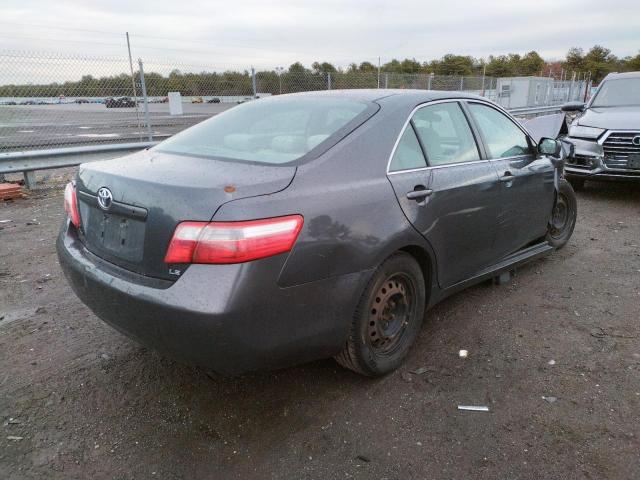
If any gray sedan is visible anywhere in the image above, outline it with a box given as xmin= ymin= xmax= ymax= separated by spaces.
xmin=57 ymin=90 xmax=576 ymax=376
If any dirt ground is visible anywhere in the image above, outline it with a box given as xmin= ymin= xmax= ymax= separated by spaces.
xmin=1 ymin=171 xmax=639 ymax=480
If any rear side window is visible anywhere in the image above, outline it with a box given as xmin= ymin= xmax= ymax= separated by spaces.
xmin=468 ymin=103 xmax=532 ymax=158
xmin=389 ymin=126 xmax=427 ymax=172
xmin=412 ymin=102 xmax=480 ymax=166
xmin=156 ymin=97 xmax=369 ymax=164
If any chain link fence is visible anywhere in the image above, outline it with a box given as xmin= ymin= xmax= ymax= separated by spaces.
xmin=0 ymin=51 xmax=590 ymax=153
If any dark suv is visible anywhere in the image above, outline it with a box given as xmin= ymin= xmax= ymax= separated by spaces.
xmin=563 ymin=71 xmax=640 ymax=189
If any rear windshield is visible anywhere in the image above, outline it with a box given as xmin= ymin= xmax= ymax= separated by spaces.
xmin=591 ymin=78 xmax=640 ymax=107
xmin=155 ymin=97 xmax=370 ymax=164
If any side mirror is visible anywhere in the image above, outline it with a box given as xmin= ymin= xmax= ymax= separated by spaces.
xmin=561 ymin=101 xmax=585 ymax=112
xmin=538 ymin=137 xmax=573 ymax=167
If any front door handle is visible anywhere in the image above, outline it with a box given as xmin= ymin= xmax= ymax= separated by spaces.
xmin=499 ymin=172 xmax=515 ymax=183
xmin=406 ymin=188 xmax=433 ymax=200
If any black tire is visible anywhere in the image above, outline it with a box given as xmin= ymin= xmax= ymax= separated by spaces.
xmin=567 ymin=176 xmax=585 ymax=191
xmin=335 ymin=252 xmax=426 ymax=376
xmin=546 ymin=179 xmax=577 ymax=249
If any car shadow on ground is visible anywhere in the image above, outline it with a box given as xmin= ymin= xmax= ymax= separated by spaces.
xmin=578 ymin=180 xmax=640 ymax=202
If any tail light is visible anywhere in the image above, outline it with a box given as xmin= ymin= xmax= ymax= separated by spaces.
xmin=64 ymin=182 xmax=81 ymax=228
xmin=164 ymin=215 xmax=304 ymax=264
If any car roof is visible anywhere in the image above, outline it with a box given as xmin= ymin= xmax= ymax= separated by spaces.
xmin=603 ymin=71 xmax=640 ymax=81
xmin=277 ymin=89 xmax=486 ymax=105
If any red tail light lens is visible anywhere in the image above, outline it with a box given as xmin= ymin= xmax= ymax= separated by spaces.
xmin=64 ymin=182 xmax=81 ymax=228
xmin=164 ymin=215 xmax=304 ymax=264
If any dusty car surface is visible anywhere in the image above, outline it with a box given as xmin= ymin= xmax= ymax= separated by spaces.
xmin=57 ymin=90 xmax=576 ymax=376
xmin=563 ymin=71 xmax=640 ymax=188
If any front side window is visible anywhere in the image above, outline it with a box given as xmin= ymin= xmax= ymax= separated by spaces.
xmin=389 ymin=126 xmax=427 ymax=172
xmin=156 ymin=97 xmax=370 ymax=164
xmin=591 ymin=78 xmax=640 ymax=107
xmin=468 ymin=103 xmax=532 ymax=158
xmin=411 ymin=102 xmax=480 ymax=166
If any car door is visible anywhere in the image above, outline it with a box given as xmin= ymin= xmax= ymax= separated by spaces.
xmin=465 ymin=101 xmax=555 ymax=258
xmin=387 ymin=100 xmax=502 ymax=288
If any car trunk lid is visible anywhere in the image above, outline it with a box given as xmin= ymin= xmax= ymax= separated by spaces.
xmin=74 ymin=149 xmax=296 ymax=280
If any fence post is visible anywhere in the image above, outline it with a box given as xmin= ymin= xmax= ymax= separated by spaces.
xmin=327 ymin=72 xmax=331 ymax=90
xmin=126 ymin=32 xmax=142 ymax=140
xmin=385 ymin=73 xmax=389 ymax=89
xmin=459 ymin=76 xmax=464 ymax=91
xmin=508 ymin=78 xmax=513 ymax=109
xmin=137 ymin=59 xmax=153 ymax=142
xmin=251 ymin=67 xmax=257 ymax=98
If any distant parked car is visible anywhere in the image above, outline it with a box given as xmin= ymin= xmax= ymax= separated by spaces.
xmin=563 ymin=71 xmax=640 ymax=188
xmin=192 ymin=97 xmax=203 ymax=104
xmin=105 ymin=97 xmax=136 ymax=108
xmin=207 ymin=97 xmax=221 ymax=103
xmin=74 ymin=98 xmax=90 ymax=104
xmin=58 ymin=91 xmax=576 ymax=376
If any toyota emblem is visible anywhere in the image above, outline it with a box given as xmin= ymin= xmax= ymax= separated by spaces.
xmin=632 ymin=135 xmax=640 ymax=146
xmin=97 ymin=187 xmax=113 ymax=210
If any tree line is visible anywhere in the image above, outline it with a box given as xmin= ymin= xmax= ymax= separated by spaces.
xmin=1 ymin=45 xmax=638 ymax=98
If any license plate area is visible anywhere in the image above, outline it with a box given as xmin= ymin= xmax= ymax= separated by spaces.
xmin=628 ymin=153 xmax=640 ymax=169
xmin=83 ymin=208 xmax=146 ymax=262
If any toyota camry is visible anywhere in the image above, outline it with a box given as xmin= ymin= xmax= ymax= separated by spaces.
xmin=57 ymin=90 xmax=577 ymax=376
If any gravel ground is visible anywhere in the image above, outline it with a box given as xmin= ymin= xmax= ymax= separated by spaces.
xmin=1 ymin=173 xmax=639 ymax=479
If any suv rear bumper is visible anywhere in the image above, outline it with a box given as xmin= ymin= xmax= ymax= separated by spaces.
xmin=57 ymin=222 xmax=369 ymax=375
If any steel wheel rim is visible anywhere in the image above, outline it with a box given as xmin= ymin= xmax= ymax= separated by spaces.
xmin=367 ymin=273 xmax=415 ymax=354
xmin=550 ymin=193 xmax=570 ymax=238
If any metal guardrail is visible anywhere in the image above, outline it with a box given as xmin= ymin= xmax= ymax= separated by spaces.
xmin=508 ymin=105 xmax=564 ymax=117
xmin=0 ymin=142 xmax=158 ymax=187
xmin=0 ymin=104 xmax=564 ymax=188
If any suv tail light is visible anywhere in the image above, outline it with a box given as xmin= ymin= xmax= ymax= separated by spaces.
xmin=64 ymin=182 xmax=81 ymax=228
xmin=164 ymin=215 xmax=304 ymax=264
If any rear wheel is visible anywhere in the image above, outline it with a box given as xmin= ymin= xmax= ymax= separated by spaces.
xmin=335 ymin=252 xmax=426 ymax=376
xmin=546 ymin=179 xmax=577 ymax=249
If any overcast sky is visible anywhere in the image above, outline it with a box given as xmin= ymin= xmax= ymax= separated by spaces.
xmin=1 ymin=0 xmax=639 ymax=73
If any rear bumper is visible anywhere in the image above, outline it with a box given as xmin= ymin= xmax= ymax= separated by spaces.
xmin=57 ymin=222 xmax=369 ymax=375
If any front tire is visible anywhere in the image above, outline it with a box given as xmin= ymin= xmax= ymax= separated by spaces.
xmin=546 ymin=179 xmax=577 ymax=249
xmin=335 ymin=252 xmax=426 ymax=376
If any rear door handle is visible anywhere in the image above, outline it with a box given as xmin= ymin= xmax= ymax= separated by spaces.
xmin=406 ymin=188 xmax=433 ymax=200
